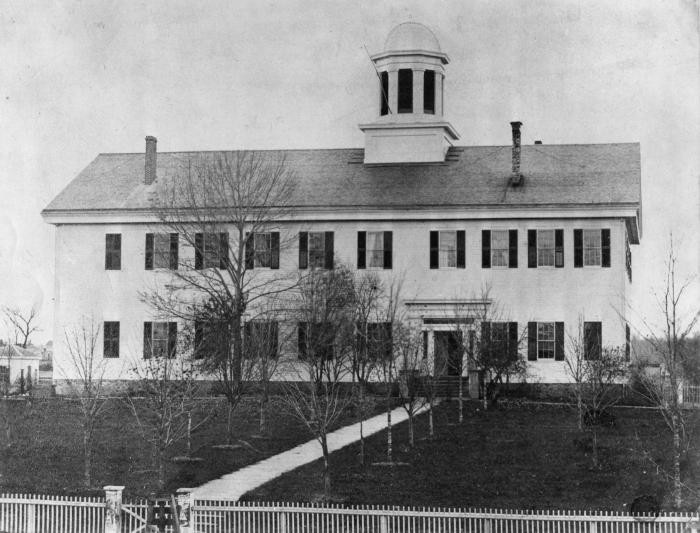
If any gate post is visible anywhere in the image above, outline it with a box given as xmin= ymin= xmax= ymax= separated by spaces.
xmin=104 ymin=485 xmax=125 ymax=533
xmin=176 ymin=488 xmax=193 ymax=533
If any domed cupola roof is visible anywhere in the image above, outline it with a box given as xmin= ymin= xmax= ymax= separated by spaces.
xmin=384 ymin=22 xmax=442 ymax=54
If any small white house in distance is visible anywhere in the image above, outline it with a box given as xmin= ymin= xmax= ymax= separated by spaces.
xmin=0 ymin=345 xmax=42 ymax=391
xmin=41 ymin=22 xmax=641 ymax=394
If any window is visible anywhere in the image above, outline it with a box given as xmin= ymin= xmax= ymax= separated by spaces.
xmin=574 ymin=229 xmax=610 ymax=268
xmin=194 ymin=320 xmax=228 ymax=360
xmin=397 ymin=69 xmax=413 ymax=113
xmin=357 ymin=231 xmax=392 ymax=269
xmin=103 ymin=321 xmax=120 ymax=358
xmin=298 ymin=322 xmax=334 ymax=360
xmin=245 ymin=232 xmax=280 ymax=269
xmin=584 ymin=321 xmax=602 ymax=360
xmin=537 ymin=230 xmax=555 ymax=267
xmin=481 ymin=321 xmax=518 ymax=361
xmin=429 ymin=230 xmax=465 ymax=269
xmin=380 ymin=71 xmax=389 ymax=116
xmin=366 ymin=322 xmax=392 ymax=360
xmin=145 ymin=233 xmax=178 ymax=270
xmin=424 ymin=70 xmax=435 ymax=114
xmin=299 ymin=232 xmax=334 ymax=269
xmin=143 ymin=322 xmax=177 ymax=359
xmin=195 ymin=233 xmax=228 ymax=269
xmin=482 ymin=230 xmax=517 ymax=268
xmin=529 ymin=229 xmax=564 ymax=268
xmin=244 ymin=321 xmax=279 ymax=359
xmin=105 ymin=234 xmax=121 ymax=270
xmin=0 ymin=366 xmax=9 ymax=385
xmin=527 ymin=322 xmax=564 ymax=360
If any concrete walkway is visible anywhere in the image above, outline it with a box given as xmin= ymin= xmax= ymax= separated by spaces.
xmin=193 ymin=403 xmax=429 ymax=500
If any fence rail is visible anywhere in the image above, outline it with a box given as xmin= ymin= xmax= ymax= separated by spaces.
xmin=0 ymin=493 xmax=104 ymax=533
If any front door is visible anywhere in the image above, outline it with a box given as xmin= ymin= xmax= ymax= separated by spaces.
xmin=434 ymin=331 xmax=463 ymax=376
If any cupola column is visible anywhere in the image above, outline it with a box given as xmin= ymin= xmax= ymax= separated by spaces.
xmin=412 ymin=68 xmax=424 ymax=115
xmin=435 ymin=73 xmax=444 ymax=117
xmin=388 ymin=69 xmax=399 ymax=116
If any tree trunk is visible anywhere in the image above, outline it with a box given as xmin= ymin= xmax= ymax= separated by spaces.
xmin=429 ymin=401 xmax=435 ymax=438
xmin=577 ymin=394 xmax=584 ymax=431
xmin=321 ymin=434 xmax=331 ymax=501
xmin=458 ymin=375 xmax=464 ymax=423
xmin=259 ymin=396 xmax=267 ymax=436
xmin=672 ymin=412 xmax=682 ymax=508
xmin=186 ymin=411 xmax=192 ymax=456
xmin=408 ymin=412 xmax=414 ymax=447
xmin=386 ymin=400 xmax=392 ymax=463
xmin=157 ymin=448 xmax=166 ymax=490
xmin=226 ymin=402 xmax=233 ymax=445
xmin=83 ymin=431 xmax=91 ymax=488
xmin=591 ymin=428 xmax=599 ymax=469
xmin=358 ymin=385 xmax=365 ymax=465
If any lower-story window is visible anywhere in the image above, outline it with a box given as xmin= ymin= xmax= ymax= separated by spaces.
xmin=103 ymin=321 xmax=120 ymax=358
xmin=144 ymin=321 xmax=177 ymax=359
xmin=527 ymin=322 xmax=564 ymax=361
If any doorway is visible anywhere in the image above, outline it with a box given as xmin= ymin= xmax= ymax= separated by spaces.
xmin=433 ymin=331 xmax=463 ymax=376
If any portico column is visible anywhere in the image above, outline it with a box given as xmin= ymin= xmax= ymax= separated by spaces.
xmin=435 ymin=72 xmax=444 ymax=117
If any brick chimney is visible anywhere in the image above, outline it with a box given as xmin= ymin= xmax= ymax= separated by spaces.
xmin=145 ymin=136 xmax=157 ymax=185
xmin=510 ymin=121 xmax=522 ymax=185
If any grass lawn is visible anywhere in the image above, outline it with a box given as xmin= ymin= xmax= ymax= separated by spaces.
xmin=0 ymin=395 xmax=368 ymax=498
xmin=243 ymin=400 xmax=700 ymax=511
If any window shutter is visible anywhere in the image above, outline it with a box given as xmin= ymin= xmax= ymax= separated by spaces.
xmin=270 ymin=232 xmax=280 ymax=270
xmin=245 ymin=232 xmax=254 ymax=270
xmin=384 ymin=322 xmax=393 ymax=359
xmin=168 ymin=322 xmax=177 ymax=358
xmin=145 ymin=233 xmax=154 ymax=270
xmin=324 ymin=232 xmax=334 ymax=269
xmin=601 ymin=229 xmax=611 ymax=267
xmin=219 ymin=233 xmax=229 ymax=270
xmin=528 ymin=230 xmax=537 ymax=268
xmin=625 ymin=324 xmax=631 ymax=362
xmin=456 ymin=230 xmax=466 ymax=269
xmin=299 ymin=232 xmax=308 ymax=269
xmin=357 ymin=231 xmax=366 ymax=269
xmin=169 ymin=233 xmax=179 ymax=270
xmin=270 ymin=322 xmax=279 ymax=358
xmin=508 ymin=322 xmax=518 ymax=360
xmin=429 ymin=231 xmax=439 ymax=269
xmin=143 ymin=322 xmax=152 ymax=359
xmin=195 ymin=233 xmax=203 ymax=270
xmin=528 ymin=322 xmax=537 ymax=361
xmin=481 ymin=321 xmax=491 ymax=359
xmin=383 ymin=231 xmax=392 ymax=270
xmin=574 ymin=229 xmax=583 ymax=268
xmin=555 ymin=322 xmax=565 ymax=361
xmin=509 ymin=230 xmax=518 ymax=268
xmin=555 ymin=229 xmax=564 ymax=268
xmin=481 ymin=230 xmax=491 ymax=268
xmin=422 ymin=331 xmax=428 ymax=359
xmin=194 ymin=322 xmax=204 ymax=359
xmin=297 ymin=322 xmax=307 ymax=359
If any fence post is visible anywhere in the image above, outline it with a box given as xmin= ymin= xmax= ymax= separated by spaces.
xmin=484 ymin=518 xmax=492 ymax=533
xmin=104 ymin=485 xmax=125 ymax=533
xmin=26 ymin=496 xmax=36 ymax=533
xmin=380 ymin=514 xmax=389 ymax=533
xmin=278 ymin=510 xmax=287 ymax=533
xmin=590 ymin=522 xmax=597 ymax=533
xmin=176 ymin=488 xmax=193 ymax=533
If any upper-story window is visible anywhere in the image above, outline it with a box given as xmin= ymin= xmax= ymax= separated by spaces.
xmin=423 ymin=70 xmax=435 ymax=114
xmin=397 ymin=69 xmax=413 ymax=113
xmin=574 ymin=229 xmax=610 ymax=268
xmin=299 ymin=231 xmax=334 ymax=269
xmin=380 ymin=71 xmax=389 ymax=116
xmin=105 ymin=234 xmax=121 ymax=270
xmin=245 ymin=232 xmax=280 ymax=269
xmin=357 ymin=231 xmax=392 ymax=269
xmin=482 ymin=230 xmax=518 ymax=268
xmin=430 ymin=230 xmax=465 ymax=269
xmin=195 ymin=233 xmax=228 ymax=270
xmin=145 ymin=233 xmax=178 ymax=270
xmin=527 ymin=229 xmax=564 ymax=268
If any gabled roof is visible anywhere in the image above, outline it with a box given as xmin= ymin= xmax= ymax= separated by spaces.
xmin=43 ymin=143 xmax=641 ymax=215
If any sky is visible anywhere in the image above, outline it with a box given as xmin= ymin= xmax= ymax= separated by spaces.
xmin=0 ymin=0 xmax=698 ymax=343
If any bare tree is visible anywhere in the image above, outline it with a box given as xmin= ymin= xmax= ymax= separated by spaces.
xmin=394 ymin=321 xmax=427 ymax=447
xmin=627 ymin=239 xmax=699 ymax=508
xmin=142 ymin=150 xmax=297 ymax=443
xmin=61 ymin=318 xmax=110 ymax=488
xmin=280 ymin=265 xmax=355 ymax=501
xmin=3 ymin=306 xmax=40 ymax=348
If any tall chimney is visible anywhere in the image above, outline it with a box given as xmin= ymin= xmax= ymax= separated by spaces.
xmin=510 ymin=121 xmax=522 ymax=177
xmin=145 ymin=136 xmax=157 ymax=185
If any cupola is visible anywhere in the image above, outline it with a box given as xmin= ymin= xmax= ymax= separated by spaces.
xmin=359 ymin=22 xmax=460 ymax=164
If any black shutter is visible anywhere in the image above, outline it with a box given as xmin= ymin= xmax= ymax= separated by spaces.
xmin=298 ymin=322 xmax=307 ymax=359
xmin=456 ymin=230 xmax=466 ymax=269
xmin=145 ymin=233 xmax=154 ymax=270
xmin=299 ymin=232 xmax=308 ymax=269
xmin=528 ymin=230 xmax=537 ymax=268
xmin=245 ymin=232 xmax=254 ymax=270
xmin=270 ymin=232 xmax=280 ymax=270
xmin=429 ymin=231 xmax=439 ymax=269
xmin=481 ymin=321 xmax=491 ymax=359
xmin=555 ymin=322 xmax=565 ymax=361
xmin=555 ymin=229 xmax=564 ymax=268
xmin=195 ymin=233 xmax=203 ymax=270
xmin=324 ymin=232 xmax=334 ymax=269
xmin=509 ymin=230 xmax=518 ymax=268
xmin=270 ymin=322 xmax=279 ymax=358
xmin=574 ymin=229 xmax=583 ymax=268
xmin=383 ymin=231 xmax=392 ymax=270
xmin=481 ymin=230 xmax=491 ymax=268
xmin=357 ymin=231 xmax=366 ymax=269
xmin=169 ymin=233 xmax=178 ymax=270
xmin=601 ymin=229 xmax=611 ymax=267
xmin=625 ymin=324 xmax=631 ymax=362
xmin=528 ymin=322 xmax=537 ymax=361
xmin=194 ymin=322 xmax=204 ymax=359
xmin=508 ymin=322 xmax=518 ymax=360
xmin=143 ymin=322 xmax=152 ymax=359
xmin=219 ymin=233 xmax=229 ymax=269
xmin=168 ymin=322 xmax=177 ymax=358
